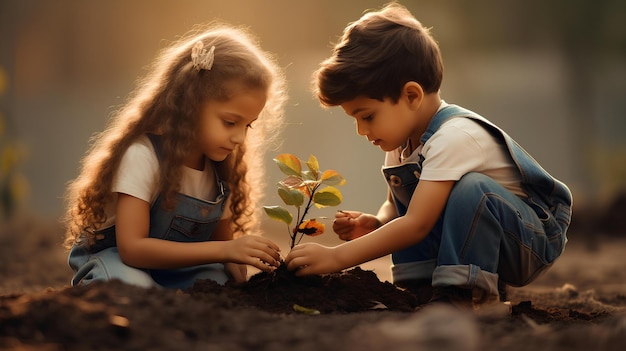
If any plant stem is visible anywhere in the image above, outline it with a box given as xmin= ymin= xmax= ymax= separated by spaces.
xmin=289 ymin=183 xmax=319 ymax=249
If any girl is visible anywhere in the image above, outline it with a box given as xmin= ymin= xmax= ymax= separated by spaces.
xmin=63 ymin=24 xmax=287 ymax=290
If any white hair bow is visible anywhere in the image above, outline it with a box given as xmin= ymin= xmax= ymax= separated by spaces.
xmin=191 ymin=41 xmax=215 ymax=72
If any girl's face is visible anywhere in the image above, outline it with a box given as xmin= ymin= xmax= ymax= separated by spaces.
xmin=340 ymin=95 xmax=420 ymax=152
xmin=193 ymin=86 xmax=267 ymax=165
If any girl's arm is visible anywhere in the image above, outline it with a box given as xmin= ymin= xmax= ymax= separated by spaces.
xmin=210 ymin=215 xmax=251 ymax=282
xmin=115 ymin=193 xmax=280 ymax=271
xmin=286 ymin=180 xmax=455 ymax=275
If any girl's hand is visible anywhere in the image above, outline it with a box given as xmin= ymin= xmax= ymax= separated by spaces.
xmin=333 ymin=210 xmax=382 ymax=241
xmin=223 ymin=235 xmax=281 ymax=272
xmin=224 ymin=262 xmax=248 ymax=283
xmin=285 ymin=243 xmax=341 ymax=276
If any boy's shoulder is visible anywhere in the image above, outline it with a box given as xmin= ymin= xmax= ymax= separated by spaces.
xmin=432 ymin=117 xmax=494 ymax=145
xmin=431 ymin=103 xmax=500 ymax=135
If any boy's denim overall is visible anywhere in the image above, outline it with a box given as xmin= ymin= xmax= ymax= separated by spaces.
xmin=68 ymin=134 xmax=230 ymax=290
xmin=382 ymin=105 xmax=572 ymax=298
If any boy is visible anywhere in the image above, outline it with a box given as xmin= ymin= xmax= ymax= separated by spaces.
xmin=285 ymin=3 xmax=572 ymax=312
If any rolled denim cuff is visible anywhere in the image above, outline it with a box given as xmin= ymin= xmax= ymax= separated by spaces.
xmin=432 ymin=264 xmax=499 ymax=296
xmin=391 ymin=259 xmax=437 ymax=283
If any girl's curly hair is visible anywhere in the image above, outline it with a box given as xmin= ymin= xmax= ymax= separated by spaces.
xmin=63 ymin=23 xmax=287 ymax=249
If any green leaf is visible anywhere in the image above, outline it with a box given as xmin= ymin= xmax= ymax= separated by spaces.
xmin=321 ymin=170 xmax=346 ymax=186
xmin=274 ymin=154 xmax=302 ymax=177
xmin=278 ymin=187 xmax=304 ymax=207
xmin=293 ymin=304 xmax=320 ymax=315
xmin=263 ymin=206 xmax=293 ymax=225
xmin=313 ymin=186 xmax=343 ymax=207
xmin=306 ymin=155 xmax=320 ymax=179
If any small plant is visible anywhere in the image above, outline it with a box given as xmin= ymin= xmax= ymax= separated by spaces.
xmin=264 ymin=153 xmax=346 ymax=249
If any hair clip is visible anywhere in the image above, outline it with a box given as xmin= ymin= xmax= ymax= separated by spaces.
xmin=191 ymin=41 xmax=215 ymax=72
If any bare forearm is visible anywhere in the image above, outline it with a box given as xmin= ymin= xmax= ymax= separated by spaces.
xmin=334 ymin=215 xmax=429 ymax=270
xmin=375 ymin=199 xmax=398 ymax=225
xmin=286 ymin=181 xmax=455 ymax=276
xmin=335 ymin=181 xmax=454 ymax=270
xmin=118 ymin=238 xmax=229 ymax=269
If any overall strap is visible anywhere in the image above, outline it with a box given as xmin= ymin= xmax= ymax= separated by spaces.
xmin=420 ymin=105 xmax=479 ymax=144
xmin=421 ymin=104 xmax=572 ymax=228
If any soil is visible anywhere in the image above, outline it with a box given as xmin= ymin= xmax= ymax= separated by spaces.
xmin=1 ymin=214 xmax=626 ymax=351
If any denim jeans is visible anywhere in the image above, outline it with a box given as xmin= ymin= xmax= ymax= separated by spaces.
xmin=69 ymin=246 xmax=229 ymax=289
xmin=384 ymin=104 xmax=572 ymax=298
xmin=68 ymin=133 xmax=231 ymax=290
xmin=386 ymin=171 xmax=562 ymax=295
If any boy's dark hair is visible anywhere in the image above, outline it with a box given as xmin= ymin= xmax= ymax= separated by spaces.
xmin=314 ymin=2 xmax=443 ymax=106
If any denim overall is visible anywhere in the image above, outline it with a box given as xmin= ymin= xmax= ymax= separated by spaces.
xmin=382 ymin=104 xmax=572 ymax=297
xmin=68 ymin=134 xmax=230 ymax=289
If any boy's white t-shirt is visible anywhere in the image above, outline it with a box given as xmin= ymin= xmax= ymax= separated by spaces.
xmin=98 ymin=135 xmax=227 ymax=230
xmin=384 ymin=102 xmax=526 ymax=198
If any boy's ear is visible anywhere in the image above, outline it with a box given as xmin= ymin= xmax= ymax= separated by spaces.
xmin=402 ymin=81 xmax=424 ymax=109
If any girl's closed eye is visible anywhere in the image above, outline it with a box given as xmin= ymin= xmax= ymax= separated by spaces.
xmin=223 ymin=119 xmax=236 ymax=127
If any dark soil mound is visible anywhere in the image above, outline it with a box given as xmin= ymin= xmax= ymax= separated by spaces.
xmin=190 ymin=266 xmax=419 ymax=314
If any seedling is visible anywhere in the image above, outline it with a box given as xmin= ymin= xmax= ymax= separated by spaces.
xmin=264 ymin=154 xmax=345 ymax=249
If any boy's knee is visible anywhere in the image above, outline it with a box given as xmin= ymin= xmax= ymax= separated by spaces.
xmin=450 ymin=173 xmax=497 ymax=200
xmin=457 ymin=172 xmax=494 ymax=188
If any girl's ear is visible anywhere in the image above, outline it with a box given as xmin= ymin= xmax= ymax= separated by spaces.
xmin=402 ymin=81 xmax=424 ymax=110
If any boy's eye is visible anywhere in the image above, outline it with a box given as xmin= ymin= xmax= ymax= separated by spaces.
xmin=362 ymin=115 xmax=373 ymax=121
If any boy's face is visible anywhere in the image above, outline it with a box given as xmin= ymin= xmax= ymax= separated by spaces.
xmin=340 ymin=96 xmax=419 ymax=152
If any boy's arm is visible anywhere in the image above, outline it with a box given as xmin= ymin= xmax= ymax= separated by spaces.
xmin=287 ymin=180 xmax=455 ymax=275
xmin=339 ymin=179 xmax=455 ymax=266
xmin=376 ymin=189 xmax=399 ymax=225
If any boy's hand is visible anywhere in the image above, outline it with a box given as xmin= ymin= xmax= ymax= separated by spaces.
xmin=333 ymin=210 xmax=381 ymax=241
xmin=285 ymin=243 xmax=341 ymax=276
xmin=224 ymin=236 xmax=281 ymax=272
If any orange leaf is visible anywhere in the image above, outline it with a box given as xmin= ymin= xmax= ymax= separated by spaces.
xmin=321 ymin=170 xmax=346 ymax=186
xmin=297 ymin=219 xmax=325 ymax=236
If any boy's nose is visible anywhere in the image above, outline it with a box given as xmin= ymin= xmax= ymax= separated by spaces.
xmin=356 ymin=122 xmax=368 ymax=136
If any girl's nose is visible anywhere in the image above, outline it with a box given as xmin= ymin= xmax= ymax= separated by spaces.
xmin=231 ymin=127 xmax=247 ymax=144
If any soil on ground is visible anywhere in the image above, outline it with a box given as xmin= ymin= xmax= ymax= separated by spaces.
xmin=1 ymin=214 xmax=625 ymax=351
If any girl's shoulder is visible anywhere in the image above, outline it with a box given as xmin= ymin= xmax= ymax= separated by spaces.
xmin=114 ymin=134 xmax=160 ymax=203
xmin=125 ymin=134 xmax=158 ymax=159
xmin=119 ymin=135 xmax=159 ymax=173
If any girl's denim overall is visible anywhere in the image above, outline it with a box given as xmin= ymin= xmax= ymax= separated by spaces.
xmin=68 ymin=134 xmax=230 ymax=290
xmin=382 ymin=105 xmax=572 ymax=298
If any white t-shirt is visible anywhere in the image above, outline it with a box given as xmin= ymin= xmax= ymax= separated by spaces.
xmin=98 ymin=135 xmax=226 ymax=229
xmin=385 ymin=103 xmax=526 ymax=198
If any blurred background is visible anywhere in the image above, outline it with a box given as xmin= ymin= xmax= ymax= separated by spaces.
xmin=1 ymin=0 xmax=625 ymax=244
